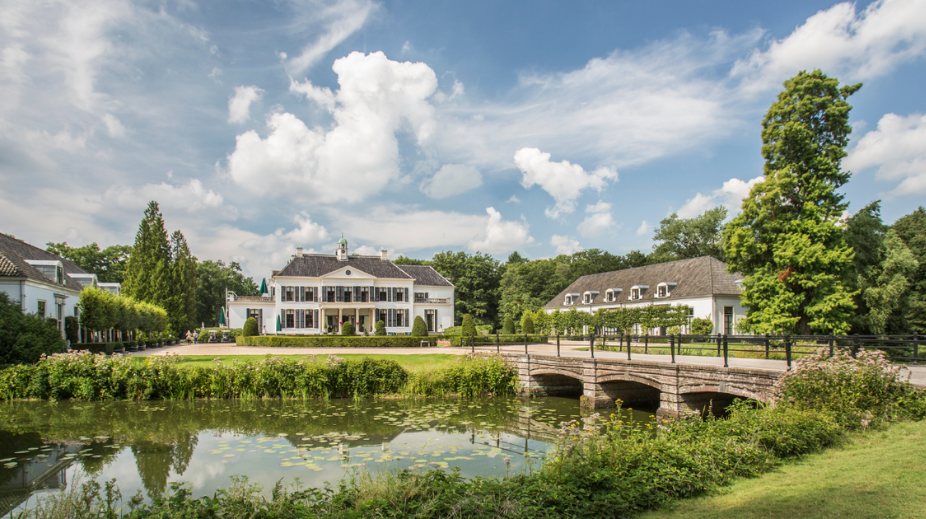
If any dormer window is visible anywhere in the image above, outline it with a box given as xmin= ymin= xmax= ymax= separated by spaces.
xmin=656 ymin=282 xmax=676 ymax=298
xmin=26 ymin=260 xmax=65 ymax=285
xmin=582 ymin=291 xmax=599 ymax=304
xmin=629 ymin=285 xmax=648 ymax=301
xmin=564 ymin=293 xmax=580 ymax=306
xmin=605 ymin=288 xmax=622 ymax=302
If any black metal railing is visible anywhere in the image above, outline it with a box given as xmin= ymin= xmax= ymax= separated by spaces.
xmin=459 ymin=331 xmax=922 ymax=370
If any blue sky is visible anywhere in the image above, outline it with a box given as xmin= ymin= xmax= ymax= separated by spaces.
xmin=1 ymin=0 xmax=925 ymax=278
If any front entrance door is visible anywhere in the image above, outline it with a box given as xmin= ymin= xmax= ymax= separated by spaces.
xmin=723 ymin=307 xmax=733 ymax=335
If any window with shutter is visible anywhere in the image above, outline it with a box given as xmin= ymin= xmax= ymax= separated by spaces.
xmin=336 ymin=286 xmax=344 ymax=302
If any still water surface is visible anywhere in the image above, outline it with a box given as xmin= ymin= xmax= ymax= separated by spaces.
xmin=0 ymin=397 xmax=654 ymax=516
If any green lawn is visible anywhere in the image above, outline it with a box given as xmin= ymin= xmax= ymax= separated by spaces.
xmin=131 ymin=354 xmax=462 ymax=371
xmin=641 ymin=420 xmax=926 ymax=519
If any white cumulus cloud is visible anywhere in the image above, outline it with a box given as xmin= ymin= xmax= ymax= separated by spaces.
xmin=677 ymin=176 xmax=764 ymax=218
xmin=733 ymin=0 xmax=926 ymax=92
xmin=228 ymin=51 xmax=438 ymax=203
xmin=637 ymin=220 xmax=652 ymax=236
xmin=468 ymin=207 xmax=534 ymax=254
xmin=514 ymin=147 xmax=617 ymax=218
xmin=550 ymin=234 xmax=581 ymax=255
xmin=845 ymin=112 xmax=926 ymax=196
xmin=578 ymin=201 xmax=616 ymax=237
xmin=102 ymin=179 xmax=228 ymax=214
xmin=228 ymin=85 xmax=264 ymax=124
xmin=420 ymin=164 xmax=483 ymax=198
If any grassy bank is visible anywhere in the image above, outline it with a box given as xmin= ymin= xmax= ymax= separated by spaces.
xmin=0 ymin=351 xmax=516 ymax=401
xmin=129 ymin=354 xmax=462 ymax=371
xmin=642 ymin=419 xmax=926 ymax=519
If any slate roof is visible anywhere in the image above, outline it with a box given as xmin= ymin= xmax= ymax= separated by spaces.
xmin=276 ymin=254 xmax=414 ymax=280
xmin=0 ymin=233 xmax=87 ymax=292
xmin=396 ymin=265 xmax=454 ymax=287
xmin=543 ymin=256 xmax=742 ymax=310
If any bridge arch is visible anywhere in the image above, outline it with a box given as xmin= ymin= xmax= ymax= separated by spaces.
xmin=593 ymin=375 xmax=664 ymax=410
xmin=680 ymin=385 xmax=764 ymax=416
xmin=528 ymin=371 xmax=584 ymax=397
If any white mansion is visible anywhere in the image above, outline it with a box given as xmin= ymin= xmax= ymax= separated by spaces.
xmin=544 ymin=256 xmax=747 ymax=335
xmin=227 ymin=238 xmax=455 ymax=335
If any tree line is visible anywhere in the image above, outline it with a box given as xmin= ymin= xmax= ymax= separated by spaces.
xmin=48 ymin=201 xmax=259 ymax=335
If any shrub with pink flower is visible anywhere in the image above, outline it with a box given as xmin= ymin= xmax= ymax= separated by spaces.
xmin=774 ymin=347 xmax=926 ymax=428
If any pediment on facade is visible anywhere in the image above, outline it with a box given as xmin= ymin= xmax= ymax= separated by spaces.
xmin=321 ymin=265 xmax=375 ymax=281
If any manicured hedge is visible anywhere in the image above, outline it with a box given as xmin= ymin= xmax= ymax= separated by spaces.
xmin=70 ymin=342 xmax=127 ymax=355
xmin=236 ymin=335 xmax=467 ymax=348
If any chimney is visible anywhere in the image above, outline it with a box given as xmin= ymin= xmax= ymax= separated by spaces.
xmin=296 ymin=247 xmax=304 ymax=258
xmin=380 ymin=249 xmax=388 ymax=261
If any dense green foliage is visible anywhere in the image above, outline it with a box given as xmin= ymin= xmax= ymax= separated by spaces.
xmin=0 ymin=352 xmax=515 ymax=401
xmin=651 ymin=207 xmax=728 ymax=263
xmin=0 ymin=292 xmax=64 ymax=365
xmin=535 ymin=305 xmax=691 ymax=335
xmin=724 ymin=70 xmax=861 ymax=334
xmin=431 ymin=251 xmax=501 ymax=325
xmin=242 ymin=317 xmax=259 ymax=337
xmin=46 ymin=242 xmax=133 ymax=284
xmin=341 ymin=322 xmax=355 ymax=336
xmin=122 ymin=201 xmax=172 ymax=311
xmin=167 ymin=230 xmax=198 ymax=335
xmin=497 ymin=248 xmax=649 ymax=328
xmin=502 ymin=316 xmax=515 ymax=334
xmin=235 ymin=335 xmax=468 ymax=348
xmin=375 ymin=320 xmax=386 ymax=336
xmin=411 ymin=316 xmax=428 ymax=337
xmin=461 ymin=314 xmax=476 ymax=337
xmin=774 ymin=348 xmax=926 ymax=428
xmin=520 ymin=313 xmax=535 ymax=334
xmin=78 ymin=286 xmax=167 ymax=342
xmin=891 ymin=207 xmax=926 ymax=332
xmin=690 ymin=317 xmax=714 ymax=336
xmin=195 ymin=259 xmax=260 ymax=327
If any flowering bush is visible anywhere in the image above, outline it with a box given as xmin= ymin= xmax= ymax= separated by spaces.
xmin=774 ymin=348 xmax=926 ymax=428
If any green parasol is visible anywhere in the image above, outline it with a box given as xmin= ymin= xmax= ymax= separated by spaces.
xmin=276 ymin=315 xmax=282 ymax=332
xmin=259 ymin=278 xmax=268 ymax=295
xmin=219 ymin=307 xmax=226 ymax=326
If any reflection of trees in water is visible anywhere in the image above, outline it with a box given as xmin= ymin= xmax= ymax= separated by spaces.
xmin=131 ymin=432 xmax=198 ymax=498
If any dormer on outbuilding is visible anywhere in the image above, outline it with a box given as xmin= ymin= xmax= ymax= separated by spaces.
xmin=656 ymin=282 xmax=677 ymax=298
xmin=629 ymin=285 xmax=648 ymax=301
xmin=582 ymin=290 xmax=599 ymax=304
xmin=604 ymin=288 xmax=622 ymax=302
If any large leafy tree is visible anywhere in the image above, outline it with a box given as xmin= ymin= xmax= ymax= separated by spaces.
xmin=195 ymin=260 xmax=259 ymax=327
xmin=46 ymin=242 xmax=132 ymax=283
xmin=167 ymin=231 xmax=198 ymax=334
xmin=431 ymin=251 xmax=501 ymax=326
xmin=891 ymin=207 xmax=926 ymax=332
xmin=651 ymin=207 xmax=727 ymax=262
xmin=123 ymin=201 xmax=172 ymax=309
xmin=723 ymin=70 xmax=861 ymax=334
xmin=857 ymin=230 xmax=918 ymax=334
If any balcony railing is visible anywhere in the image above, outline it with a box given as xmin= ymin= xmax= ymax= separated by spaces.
xmin=414 ymin=297 xmax=449 ymax=304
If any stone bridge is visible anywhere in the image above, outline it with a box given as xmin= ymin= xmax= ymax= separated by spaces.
xmin=508 ymin=353 xmax=783 ymax=419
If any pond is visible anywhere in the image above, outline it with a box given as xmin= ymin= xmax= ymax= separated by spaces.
xmin=0 ymin=397 xmax=655 ymax=516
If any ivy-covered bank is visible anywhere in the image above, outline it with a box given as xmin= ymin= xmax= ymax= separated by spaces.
xmin=0 ymin=352 xmax=516 ymax=401
xmin=12 ymin=349 xmax=926 ymax=519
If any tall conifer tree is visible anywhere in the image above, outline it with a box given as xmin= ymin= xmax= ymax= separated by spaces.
xmin=123 ymin=201 xmax=171 ymax=310
xmin=168 ymin=230 xmax=197 ymax=334
xmin=723 ymin=70 xmax=861 ymax=334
